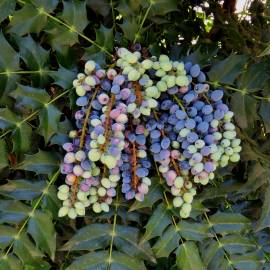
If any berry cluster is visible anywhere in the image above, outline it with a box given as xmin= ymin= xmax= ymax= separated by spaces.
xmin=58 ymin=47 xmax=241 ymax=219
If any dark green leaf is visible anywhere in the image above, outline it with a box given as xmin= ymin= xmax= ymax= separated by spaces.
xmin=66 ymin=250 xmax=147 ymax=270
xmin=87 ymin=0 xmax=110 ymax=17
xmin=0 ymin=179 xmax=45 ymax=200
xmin=0 ymin=139 xmax=9 ymax=170
xmin=0 ymin=108 xmax=32 ymax=154
xmin=153 ymin=225 xmax=181 ymax=258
xmin=256 ymin=184 xmax=270 ymax=231
xmin=13 ymin=233 xmax=44 ymax=265
xmin=27 ymin=211 xmax=56 ymax=260
xmin=49 ymin=66 xmax=77 ymax=89
xmin=15 ymin=150 xmax=59 ymax=174
xmin=178 ymin=221 xmax=209 ymax=242
xmin=175 ymin=241 xmax=206 ymax=270
xmin=0 ymin=200 xmax=30 ymax=224
xmin=8 ymin=0 xmax=58 ymax=35
xmin=0 ymin=32 xmax=20 ymax=104
xmin=0 ymin=0 xmax=16 ymax=23
xmin=209 ymin=212 xmax=250 ymax=234
xmin=45 ymin=0 xmax=88 ymax=48
xmin=0 ymin=254 xmax=23 ymax=270
xmin=84 ymin=25 xmax=114 ymax=66
xmin=119 ymin=17 xmax=140 ymax=42
xmin=208 ymin=55 xmax=248 ymax=84
xmin=141 ymin=204 xmax=171 ymax=242
xmin=0 ymin=225 xmax=16 ymax=248
xmin=231 ymin=93 xmax=257 ymax=130
xmin=260 ymin=100 xmax=270 ymax=133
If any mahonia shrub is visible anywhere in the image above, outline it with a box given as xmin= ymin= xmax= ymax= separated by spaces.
xmin=58 ymin=47 xmax=241 ymax=220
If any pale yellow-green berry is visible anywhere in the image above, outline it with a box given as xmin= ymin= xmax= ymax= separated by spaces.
xmin=58 ymin=206 xmax=69 ymax=217
xmin=68 ymin=208 xmax=77 ymax=219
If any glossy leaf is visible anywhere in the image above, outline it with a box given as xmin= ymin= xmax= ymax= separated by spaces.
xmin=175 ymin=241 xmax=206 ymax=270
xmin=15 ymin=150 xmax=59 ymax=174
xmin=27 ymin=211 xmax=56 ymax=260
xmin=141 ymin=204 xmax=171 ymax=242
xmin=0 ymin=0 xmax=16 ymax=23
xmin=208 ymin=55 xmax=247 ymax=84
xmin=66 ymin=250 xmax=147 ymax=270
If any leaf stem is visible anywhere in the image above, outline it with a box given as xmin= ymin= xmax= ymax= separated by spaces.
xmin=206 ymin=81 xmax=270 ymax=101
xmin=107 ymin=189 xmax=119 ymax=270
xmin=0 ymin=169 xmax=60 ymax=259
xmin=110 ymin=0 xmax=116 ymax=30
xmin=0 ymin=70 xmax=54 ymax=75
xmin=133 ymin=2 xmax=153 ymax=44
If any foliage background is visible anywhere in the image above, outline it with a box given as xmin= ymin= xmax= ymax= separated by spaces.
xmin=0 ymin=0 xmax=270 ymax=269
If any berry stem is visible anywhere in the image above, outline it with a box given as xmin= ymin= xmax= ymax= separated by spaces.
xmin=79 ymin=88 xmax=99 ymax=149
xmin=173 ymin=94 xmax=186 ymax=112
xmin=131 ymin=140 xmax=139 ymax=189
xmin=134 ymin=81 xmax=143 ymax=106
xmin=100 ymin=94 xmax=116 ymax=153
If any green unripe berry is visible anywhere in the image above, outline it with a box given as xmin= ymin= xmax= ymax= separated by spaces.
xmin=140 ymin=107 xmax=151 ymax=116
xmin=183 ymin=193 xmax=193 ymax=204
xmin=89 ymin=195 xmax=98 ymax=203
xmin=68 ymin=208 xmax=77 ymax=219
xmin=233 ymin=145 xmax=242 ymax=153
xmin=59 ymin=185 xmax=69 ymax=194
xmin=92 ymin=202 xmax=102 ymax=213
xmin=58 ymin=206 xmax=69 ymax=217
xmin=221 ymin=139 xmax=230 ymax=148
xmin=213 ymin=132 xmax=222 ymax=141
xmin=230 ymin=153 xmax=240 ymax=162
xmin=75 ymin=202 xmax=85 ymax=210
xmin=180 ymin=203 xmax=192 ymax=218
xmin=76 ymin=85 xmax=86 ymax=97
xmin=211 ymin=119 xmax=219 ymax=128
xmin=127 ymin=103 xmax=137 ymax=113
xmin=179 ymin=128 xmax=190 ymax=138
xmin=176 ymin=76 xmax=189 ymax=86
xmin=174 ymin=176 xmax=184 ymax=188
xmin=141 ymin=59 xmax=153 ymax=69
xmin=157 ymin=81 xmax=167 ymax=92
xmin=225 ymin=147 xmax=234 ymax=156
xmin=173 ymin=197 xmax=184 ymax=208
xmin=97 ymin=187 xmax=106 ymax=197
xmin=200 ymin=178 xmax=209 ymax=185
xmin=85 ymin=76 xmax=96 ymax=86
xmin=155 ymin=69 xmax=166 ymax=77
xmin=145 ymin=86 xmax=159 ymax=98
xmin=166 ymin=75 xmax=176 ymax=88
xmin=100 ymin=202 xmax=110 ymax=212
xmin=76 ymin=208 xmax=85 ymax=216
xmin=176 ymin=62 xmax=185 ymax=71
xmin=77 ymin=191 xmax=87 ymax=201
xmin=97 ymin=135 xmax=106 ymax=145
xmin=85 ymin=60 xmax=96 ymax=73
xmin=189 ymin=188 xmax=196 ymax=196
xmin=159 ymin=54 xmax=169 ymax=62
xmin=128 ymin=69 xmax=140 ymax=81
xmin=126 ymin=53 xmax=138 ymax=64
xmin=152 ymin=62 xmax=160 ymax=70
xmin=57 ymin=191 xmax=69 ymax=201
xmin=88 ymin=149 xmax=101 ymax=162
xmin=231 ymin=138 xmax=241 ymax=147
xmin=142 ymin=177 xmax=151 ymax=186
xmin=187 ymin=145 xmax=197 ymax=154
xmin=101 ymin=178 xmax=111 ymax=189
xmin=223 ymin=131 xmax=236 ymax=140
xmin=160 ymin=61 xmax=172 ymax=72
